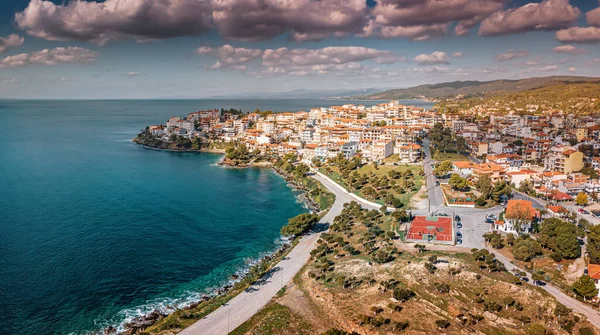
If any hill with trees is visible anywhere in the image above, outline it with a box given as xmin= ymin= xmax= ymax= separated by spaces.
xmin=360 ymin=76 xmax=600 ymax=100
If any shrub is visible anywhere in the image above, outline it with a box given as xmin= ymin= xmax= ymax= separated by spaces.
xmin=435 ymin=319 xmax=451 ymax=329
xmin=526 ymin=324 xmax=547 ymax=335
xmin=394 ymin=320 xmax=409 ymax=331
xmin=550 ymin=253 xmax=562 ymax=262
xmin=579 ymin=327 xmax=595 ymax=335
xmin=393 ymin=288 xmax=415 ymax=302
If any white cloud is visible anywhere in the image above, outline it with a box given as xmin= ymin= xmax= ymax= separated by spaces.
xmin=479 ymin=0 xmax=581 ymax=36
xmin=568 ymin=67 xmax=577 ymax=72
xmin=552 ymin=45 xmax=586 ymax=54
xmin=556 ymin=26 xmax=600 ymax=43
xmin=0 ymin=47 xmax=97 ymax=68
xmin=496 ymin=50 xmax=529 ymax=62
xmin=196 ymin=45 xmax=401 ymax=76
xmin=414 ymin=51 xmax=449 ymax=65
xmin=0 ymin=34 xmax=24 ymax=54
xmin=453 ymin=52 xmax=464 ymax=57
xmin=196 ymin=45 xmax=263 ymax=69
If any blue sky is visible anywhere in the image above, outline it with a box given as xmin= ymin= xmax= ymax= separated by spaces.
xmin=0 ymin=0 xmax=599 ymax=99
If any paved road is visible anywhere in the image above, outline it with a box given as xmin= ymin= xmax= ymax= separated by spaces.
xmin=422 ymin=139 xmax=445 ymax=212
xmin=179 ymin=174 xmax=362 ymax=335
xmin=493 ymin=248 xmax=600 ymax=327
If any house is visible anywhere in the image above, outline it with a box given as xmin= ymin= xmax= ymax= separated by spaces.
xmin=544 ymin=147 xmax=584 ymax=174
xmin=399 ymin=144 xmax=422 ymax=163
xmin=587 ymin=264 xmax=600 ymax=297
xmin=453 ymin=161 xmax=476 ymax=176
xmin=494 ymin=200 xmax=537 ymax=235
xmin=472 ymin=162 xmax=506 ymax=183
xmin=341 ymin=141 xmax=358 ymax=159
xmin=546 ymin=205 xmax=569 ymax=218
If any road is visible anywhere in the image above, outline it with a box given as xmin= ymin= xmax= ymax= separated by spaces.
xmin=493 ymin=249 xmax=600 ymax=326
xmin=179 ymin=174 xmax=364 ymax=335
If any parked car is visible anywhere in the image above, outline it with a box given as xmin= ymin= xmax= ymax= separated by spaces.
xmin=454 ymin=215 xmax=461 ymax=222
xmin=456 ymin=231 xmax=462 ymax=238
xmin=485 ymin=218 xmax=495 ymax=224
xmin=486 ymin=214 xmax=497 ymax=220
xmin=456 ymin=222 xmax=462 ymax=228
xmin=456 ymin=238 xmax=462 ymax=244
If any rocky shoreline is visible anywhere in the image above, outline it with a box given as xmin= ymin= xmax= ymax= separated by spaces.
xmin=131 ymin=138 xmax=226 ymax=154
xmin=104 ymin=143 xmax=322 ymax=335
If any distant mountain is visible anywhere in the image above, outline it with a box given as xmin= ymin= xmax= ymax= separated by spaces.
xmin=360 ymin=76 xmax=600 ymax=100
xmin=208 ymin=88 xmax=389 ymax=99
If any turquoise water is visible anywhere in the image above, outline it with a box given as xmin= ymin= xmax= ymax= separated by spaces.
xmin=0 ymin=99 xmax=433 ymax=335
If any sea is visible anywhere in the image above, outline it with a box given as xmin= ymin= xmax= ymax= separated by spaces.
xmin=0 ymin=99 xmax=435 ymax=335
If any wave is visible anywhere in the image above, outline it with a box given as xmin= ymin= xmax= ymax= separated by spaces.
xmin=91 ymin=236 xmax=293 ymax=334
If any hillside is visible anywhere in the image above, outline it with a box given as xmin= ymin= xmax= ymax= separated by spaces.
xmin=362 ymin=76 xmax=600 ymax=100
xmin=449 ymin=82 xmax=600 ymax=115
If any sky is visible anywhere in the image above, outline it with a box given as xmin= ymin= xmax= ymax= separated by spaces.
xmin=0 ymin=0 xmax=599 ymax=99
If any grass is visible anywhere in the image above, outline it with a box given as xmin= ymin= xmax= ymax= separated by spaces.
xmin=320 ymin=164 xmax=424 ymax=208
xmin=229 ymin=302 xmax=313 ymax=335
xmin=433 ymin=151 xmax=468 ymax=162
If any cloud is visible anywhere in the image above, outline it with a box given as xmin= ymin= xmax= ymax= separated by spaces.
xmin=538 ymin=65 xmax=558 ymax=71
xmin=552 ymin=45 xmax=586 ymax=54
xmin=568 ymin=66 xmax=577 ymax=72
xmin=479 ymin=0 xmax=581 ymax=36
xmin=496 ymin=50 xmax=529 ymax=62
xmin=0 ymin=47 xmax=97 ymax=68
xmin=556 ymin=26 xmax=600 ymax=43
xmin=371 ymin=0 xmax=504 ymax=39
xmin=0 ymin=34 xmax=24 ymax=54
xmin=196 ymin=45 xmax=400 ymax=76
xmin=196 ymin=45 xmax=263 ymax=69
xmin=414 ymin=51 xmax=450 ymax=65
xmin=213 ymin=0 xmax=369 ymax=41
xmin=15 ymin=0 xmax=214 ymax=45
xmin=258 ymin=46 xmax=400 ymax=75
xmin=127 ymin=72 xmax=142 ymax=77
xmin=587 ymin=6 xmax=600 ymax=27
xmin=453 ymin=52 xmax=464 ymax=57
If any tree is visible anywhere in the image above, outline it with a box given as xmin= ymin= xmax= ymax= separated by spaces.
xmin=512 ymin=237 xmax=542 ymax=261
xmin=433 ymin=160 xmax=453 ymax=177
xmin=572 ymin=275 xmax=598 ymax=300
xmin=449 ymin=173 xmax=469 ymax=190
xmin=393 ymin=288 xmax=415 ymax=302
xmin=518 ymin=179 xmax=535 ymax=195
xmin=476 ymin=174 xmax=493 ymax=199
xmin=281 ymin=213 xmax=319 ymax=236
xmin=576 ymin=192 xmax=589 ymax=206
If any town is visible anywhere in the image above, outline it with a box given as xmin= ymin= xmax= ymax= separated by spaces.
xmin=135 ymin=99 xmax=600 ymax=333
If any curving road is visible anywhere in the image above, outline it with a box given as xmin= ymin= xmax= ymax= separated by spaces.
xmin=179 ymin=174 xmax=363 ymax=335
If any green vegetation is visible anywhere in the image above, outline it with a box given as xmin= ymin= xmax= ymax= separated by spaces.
xmin=512 ymin=235 xmax=543 ymax=262
xmin=230 ymin=302 xmax=313 ymax=335
xmin=572 ymin=275 xmax=599 ymax=301
xmin=448 ymin=173 xmax=469 ymax=190
xmin=433 ymin=160 xmax=452 ymax=177
xmin=274 ymin=153 xmax=335 ymax=211
xmin=363 ymin=76 xmax=600 ymax=100
xmin=588 ymin=225 xmax=600 ymax=264
xmin=320 ymin=154 xmax=423 ymax=208
xmin=428 ymin=123 xmax=467 ymax=155
xmin=281 ymin=213 xmax=320 ymax=236
xmin=434 ymin=151 xmax=468 ymax=161
xmin=454 ymin=81 xmax=600 ymax=115
xmin=537 ymin=218 xmax=582 ymax=260
xmin=474 ymin=175 xmax=511 ymax=206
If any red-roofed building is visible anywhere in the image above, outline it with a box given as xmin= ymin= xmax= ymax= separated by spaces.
xmin=406 ymin=216 xmax=454 ymax=244
xmin=587 ymin=264 xmax=600 ymax=297
xmin=494 ymin=200 xmax=537 ymax=235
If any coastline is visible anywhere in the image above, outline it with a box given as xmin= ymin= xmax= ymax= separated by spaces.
xmin=109 ymin=141 xmax=328 ymax=334
xmin=131 ymin=139 xmax=226 ymax=154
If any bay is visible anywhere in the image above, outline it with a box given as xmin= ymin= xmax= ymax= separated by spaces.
xmin=0 ymin=98 xmax=434 ymax=334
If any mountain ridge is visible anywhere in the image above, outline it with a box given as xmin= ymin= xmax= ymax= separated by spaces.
xmin=359 ymin=76 xmax=600 ymax=100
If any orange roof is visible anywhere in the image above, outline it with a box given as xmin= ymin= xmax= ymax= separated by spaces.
xmin=453 ymin=161 xmax=476 ymax=169
xmin=547 ymin=205 xmax=568 ymax=214
xmin=495 ymin=220 xmax=505 ymax=226
xmin=505 ymin=200 xmax=536 ymax=221
xmin=589 ymin=264 xmax=600 ymax=280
